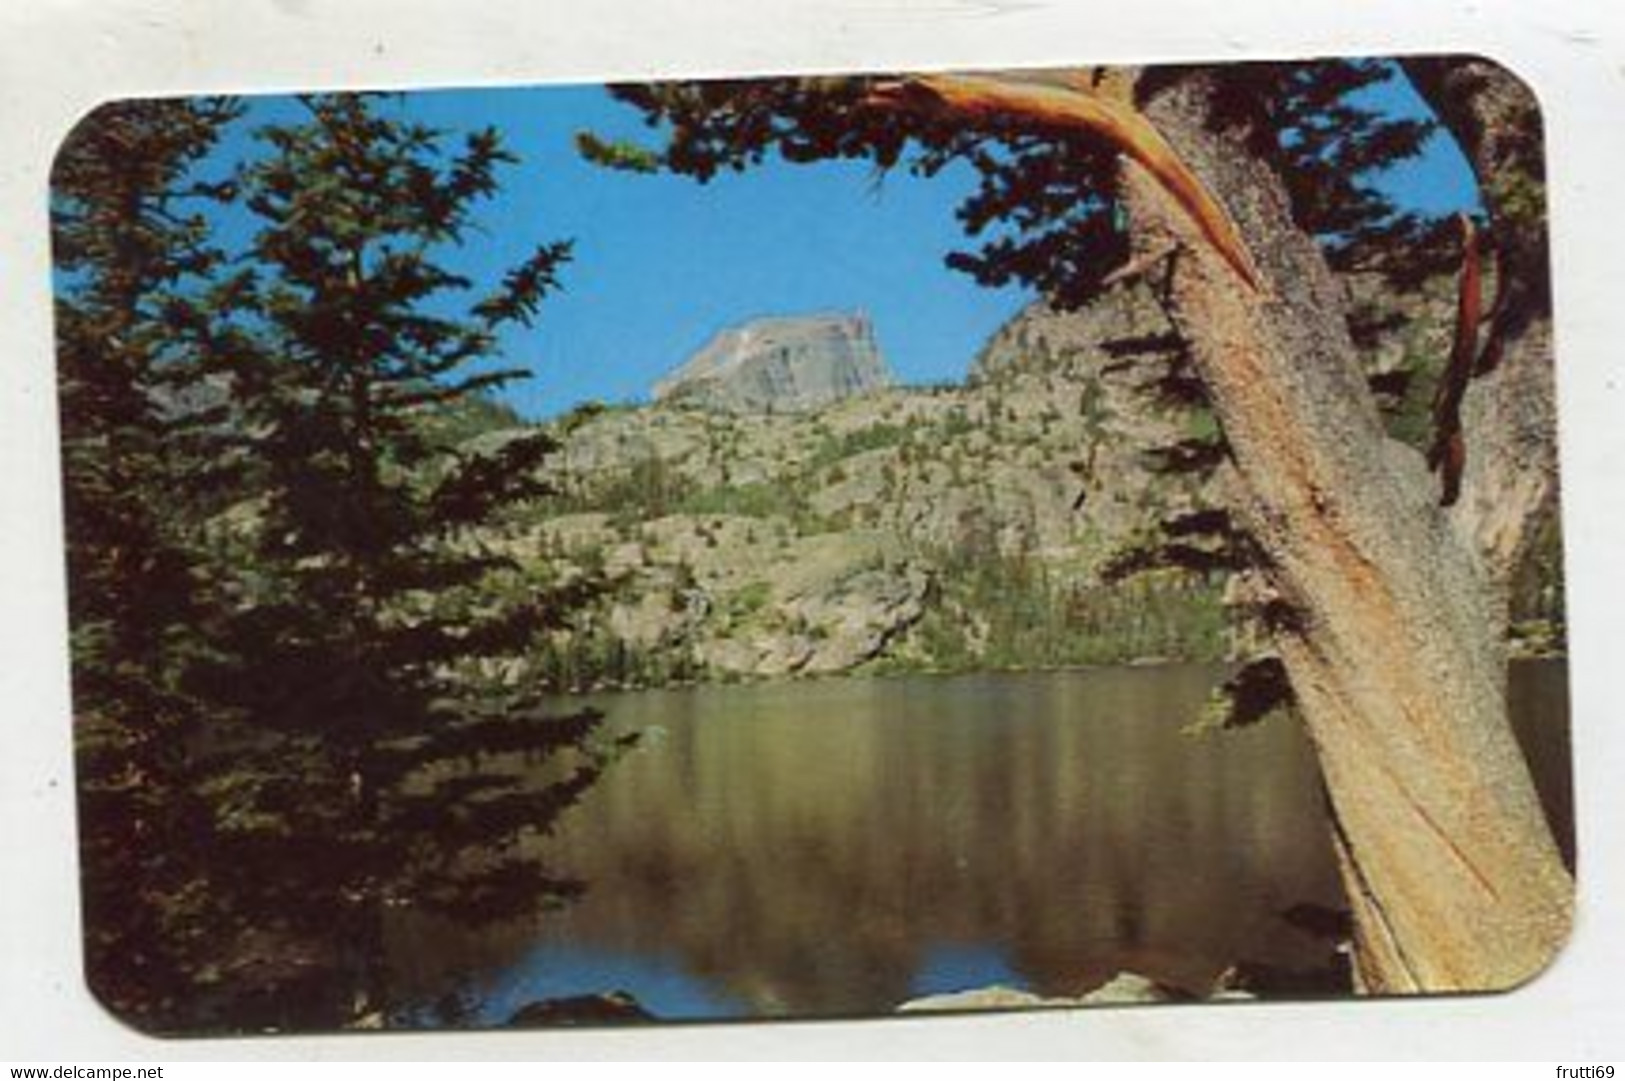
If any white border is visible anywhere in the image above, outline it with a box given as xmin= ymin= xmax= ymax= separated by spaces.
xmin=3 ymin=0 xmax=1623 ymax=1061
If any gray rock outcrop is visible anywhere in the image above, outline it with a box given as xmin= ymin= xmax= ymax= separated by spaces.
xmin=502 ymin=292 xmax=1210 ymax=687
xmin=654 ymin=311 xmax=894 ymax=413
xmin=897 ymin=970 xmax=1247 ymax=1013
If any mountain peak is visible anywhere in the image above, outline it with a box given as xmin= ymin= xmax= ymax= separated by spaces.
xmin=654 ymin=311 xmax=895 ymax=413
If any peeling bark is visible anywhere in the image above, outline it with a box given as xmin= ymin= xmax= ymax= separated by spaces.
xmin=877 ymin=66 xmax=1573 ymax=993
xmin=1121 ymin=68 xmax=1571 ymax=993
xmin=865 ymin=72 xmax=1261 ymax=289
xmin=1426 ymin=213 xmax=1482 ymax=508
xmin=1404 ymin=58 xmax=1560 ymax=618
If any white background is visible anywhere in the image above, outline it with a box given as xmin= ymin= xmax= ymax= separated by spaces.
xmin=2 ymin=0 xmax=1623 ymax=1062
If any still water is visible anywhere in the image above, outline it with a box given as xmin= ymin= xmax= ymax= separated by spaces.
xmin=387 ymin=662 xmax=1571 ymax=1023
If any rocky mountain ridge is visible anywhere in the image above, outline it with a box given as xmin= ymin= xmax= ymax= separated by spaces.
xmin=457 ymin=269 xmax=1536 ymax=691
xmin=472 ymin=289 xmax=1233 ymax=690
xmin=653 ymin=311 xmax=894 ymax=414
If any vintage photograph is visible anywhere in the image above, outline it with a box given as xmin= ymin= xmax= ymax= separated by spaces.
xmin=52 ymin=56 xmax=1572 ymax=1035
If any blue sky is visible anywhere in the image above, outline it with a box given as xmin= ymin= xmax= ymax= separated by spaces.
xmin=214 ymin=69 xmax=1478 ymax=420
xmin=393 ymin=84 xmax=1033 ymax=418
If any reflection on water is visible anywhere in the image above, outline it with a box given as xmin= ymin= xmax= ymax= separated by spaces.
xmin=387 ymin=662 xmax=1571 ymax=1023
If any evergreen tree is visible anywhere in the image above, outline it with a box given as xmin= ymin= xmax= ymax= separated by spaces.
xmin=57 ymin=92 xmax=626 ymax=1032
xmin=179 ymin=93 xmax=628 ymax=1029
xmin=51 ymin=96 xmax=245 ymax=1025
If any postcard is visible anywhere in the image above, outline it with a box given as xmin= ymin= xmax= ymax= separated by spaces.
xmin=51 ymin=56 xmax=1572 ymax=1035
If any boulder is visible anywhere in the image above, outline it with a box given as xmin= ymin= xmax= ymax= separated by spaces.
xmin=506 ymin=990 xmax=652 ymax=1027
xmin=897 ymin=985 xmax=1072 ymax=1013
xmin=897 ymin=970 xmax=1202 ymax=1014
xmin=1077 ymin=971 xmax=1177 ymax=1005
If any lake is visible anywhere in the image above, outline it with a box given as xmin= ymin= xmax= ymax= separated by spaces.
xmin=385 ymin=661 xmax=1572 ymax=1024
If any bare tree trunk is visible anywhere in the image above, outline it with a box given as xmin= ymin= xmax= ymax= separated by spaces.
xmin=1403 ymin=58 xmax=1561 ymax=626
xmin=872 ymin=62 xmax=1572 ymax=993
xmin=1117 ymin=67 xmax=1571 ymax=993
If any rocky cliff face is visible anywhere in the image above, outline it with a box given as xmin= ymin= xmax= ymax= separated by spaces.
xmin=653 ymin=312 xmax=894 ymax=413
xmin=451 ymin=270 xmax=1524 ymax=691
xmin=466 ymin=290 xmax=1234 ymax=691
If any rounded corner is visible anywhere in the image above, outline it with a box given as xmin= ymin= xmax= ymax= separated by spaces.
xmin=1484 ymin=898 xmax=1578 ymax=998
xmin=1403 ymin=50 xmax=1550 ymax=129
xmin=80 ymin=963 xmax=186 ymax=1041
xmin=47 ymin=95 xmax=154 ymax=190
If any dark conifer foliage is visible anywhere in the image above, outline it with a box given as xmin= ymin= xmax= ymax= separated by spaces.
xmin=52 ymin=95 xmax=247 ymax=1026
xmin=591 ymin=75 xmax=1128 ymax=310
xmin=56 ymin=93 xmax=624 ymax=1033
xmin=191 ymin=93 xmax=628 ymax=1029
xmin=1206 ymin=59 xmax=1450 ymax=282
xmin=596 ymin=60 xmax=1444 ymax=305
